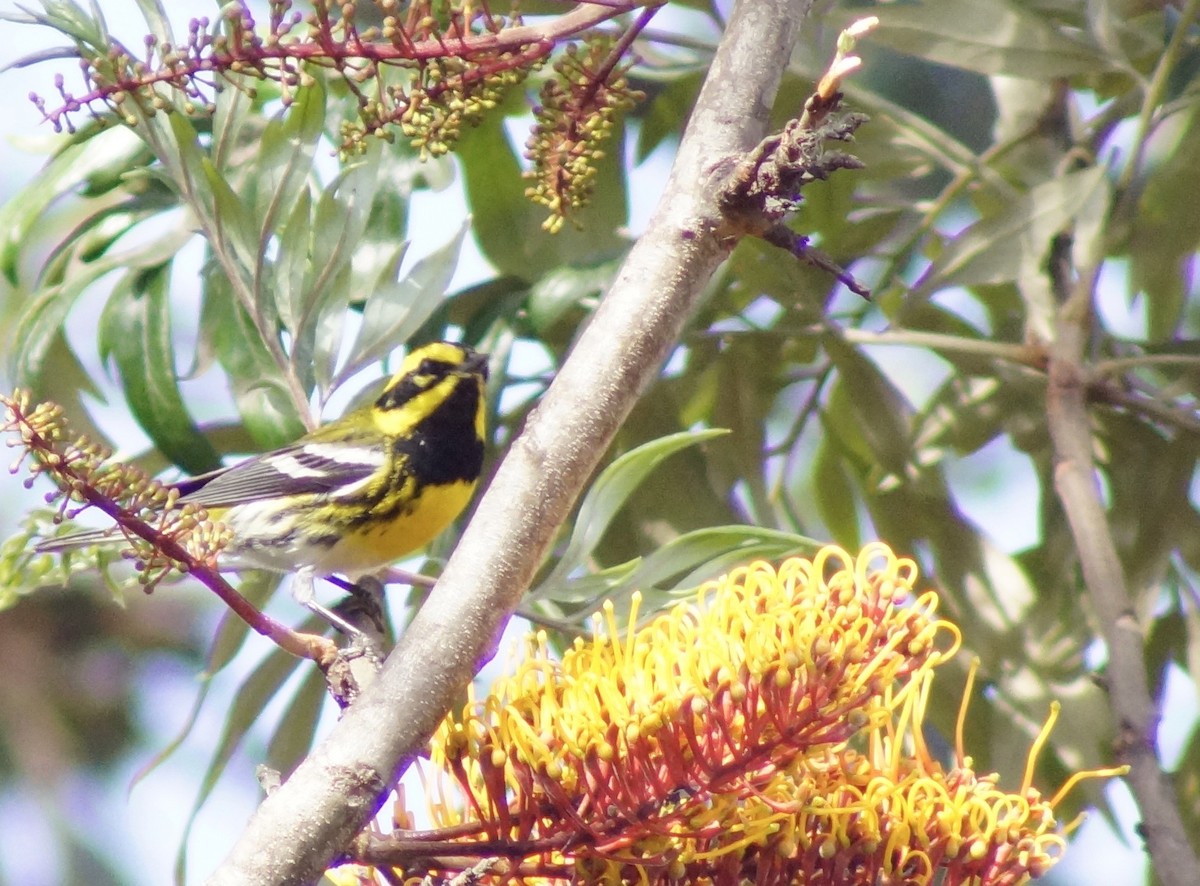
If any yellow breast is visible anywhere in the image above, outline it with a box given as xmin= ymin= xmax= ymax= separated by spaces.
xmin=316 ymin=478 xmax=479 ymax=579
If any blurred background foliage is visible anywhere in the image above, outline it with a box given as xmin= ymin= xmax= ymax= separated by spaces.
xmin=0 ymin=0 xmax=1198 ymax=883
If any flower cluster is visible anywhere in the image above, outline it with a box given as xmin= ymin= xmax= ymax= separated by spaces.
xmin=524 ymin=36 xmax=644 ymax=232
xmin=25 ymin=0 xmax=655 ymax=225
xmin=2 ymin=391 xmax=228 ymax=592
xmin=332 ymin=544 xmax=1120 ymax=884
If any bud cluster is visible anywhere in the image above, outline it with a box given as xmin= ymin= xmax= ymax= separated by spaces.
xmin=2 ymin=391 xmax=229 ymax=593
xmin=27 ymin=0 xmax=653 ymax=227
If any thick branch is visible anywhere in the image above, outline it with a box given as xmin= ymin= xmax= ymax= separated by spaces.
xmin=207 ymin=0 xmax=814 ymax=883
xmin=1045 ymin=272 xmax=1200 ymax=886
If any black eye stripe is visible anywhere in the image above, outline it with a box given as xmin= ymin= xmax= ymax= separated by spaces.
xmin=377 ymin=359 xmax=462 ymax=410
xmin=414 ymin=359 xmax=455 ymax=378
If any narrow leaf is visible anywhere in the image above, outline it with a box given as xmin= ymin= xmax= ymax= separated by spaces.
xmin=813 ymin=437 xmax=861 ymax=549
xmin=623 ymin=526 xmax=820 ymax=593
xmin=541 ymin=429 xmax=730 ymax=590
xmin=336 ymin=221 xmax=468 ymax=388
xmin=915 ymin=167 xmax=1109 ymax=295
xmin=9 ymin=223 xmax=195 ymax=382
xmin=295 ymin=149 xmax=385 ymax=390
xmin=823 ymin=336 xmax=913 ymax=481
xmin=130 ymin=574 xmax=279 ymax=790
xmin=199 ymin=272 xmax=304 ymax=450
xmin=173 ymin=642 xmax=303 ymax=885
xmin=0 ymin=127 xmax=144 ymax=283
xmin=265 ymin=663 xmax=326 ymax=777
xmin=860 ymin=0 xmax=1109 ymax=78
xmin=98 ymin=264 xmax=220 ymax=473
xmin=253 ymin=80 xmax=326 ymax=317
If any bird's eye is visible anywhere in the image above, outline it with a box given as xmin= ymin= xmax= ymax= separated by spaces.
xmin=417 ymin=358 xmax=438 ymax=376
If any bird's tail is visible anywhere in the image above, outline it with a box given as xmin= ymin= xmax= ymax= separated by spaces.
xmin=35 ymin=526 xmax=128 ymax=554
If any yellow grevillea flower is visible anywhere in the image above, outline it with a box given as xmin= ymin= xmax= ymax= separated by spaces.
xmin=335 ymin=543 xmax=1123 ymax=885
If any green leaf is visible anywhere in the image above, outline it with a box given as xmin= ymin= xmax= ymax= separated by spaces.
xmin=97 ymin=264 xmax=220 ymax=473
xmin=161 ymin=113 xmax=257 ymax=278
xmin=623 ymin=526 xmax=820 ymax=593
xmin=813 ymin=437 xmax=861 ymax=549
xmin=537 ymin=429 xmax=730 ymax=593
xmin=525 ymin=262 xmax=616 ymax=335
xmin=8 ymin=222 xmax=195 ymax=383
xmin=295 ymin=148 xmax=385 ymax=391
xmin=265 ymin=648 xmax=326 ymax=776
xmin=1 ymin=44 xmax=81 ymax=67
xmin=174 ymin=637 xmax=304 ymax=885
xmin=1175 ymin=726 xmax=1200 ymax=859
xmin=7 ymin=285 xmax=82 ymax=383
xmin=855 ymin=0 xmax=1110 ymax=78
xmin=40 ymin=204 xmax=163 ymax=290
xmin=131 ymin=573 xmax=279 ymax=791
xmin=252 ymin=80 xmax=325 ymax=281
xmin=199 ymin=272 xmax=304 ymax=450
xmin=334 ymin=220 xmax=468 ymax=390
xmin=0 ymin=127 xmax=145 ymax=284
xmin=1129 ymin=106 xmax=1200 ymax=340
xmin=1147 ymin=612 xmax=1187 ymax=703
xmin=456 ymin=111 xmax=551 ymax=279
xmin=4 ymin=0 xmax=107 ymax=46
xmin=204 ymin=159 xmax=259 ymax=282
xmin=708 ymin=335 xmax=785 ymax=523
xmin=529 ymin=559 xmax=643 ymax=608
xmin=916 ymin=167 xmax=1109 ymax=296
xmin=23 ymin=333 xmax=106 ymax=439
xmin=911 ymin=373 xmax=1004 ymax=458
xmin=822 ymin=335 xmax=913 ymax=482
xmin=211 ymin=75 xmax=254 ymax=169
xmin=1101 ymin=412 xmax=1200 ymax=606
xmin=532 ymin=526 xmax=820 ymax=616
xmin=274 ymin=186 xmax=316 ymax=337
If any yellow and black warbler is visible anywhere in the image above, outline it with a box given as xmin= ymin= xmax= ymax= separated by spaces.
xmin=39 ymin=341 xmax=489 ymax=605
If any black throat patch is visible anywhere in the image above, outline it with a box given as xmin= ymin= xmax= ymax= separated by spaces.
xmin=393 ymin=380 xmax=484 ymax=488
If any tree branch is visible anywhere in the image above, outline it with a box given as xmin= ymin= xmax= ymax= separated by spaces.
xmin=207 ymin=1 xmax=815 ymax=882
xmin=1045 ymin=270 xmax=1200 ymax=886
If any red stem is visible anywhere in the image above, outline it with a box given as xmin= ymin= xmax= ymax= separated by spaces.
xmin=8 ymin=400 xmax=334 ymax=664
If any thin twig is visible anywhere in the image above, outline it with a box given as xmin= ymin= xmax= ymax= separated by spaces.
xmin=3 ymin=395 xmax=334 ymax=664
xmin=838 ymin=328 xmax=1046 ymax=368
xmin=1092 ymin=353 xmax=1200 ymax=376
xmin=589 ymin=3 xmax=662 ymax=88
xmin=1088 ymin=380 xmax=1200 ymax=436
xmin=1113 ymin=0 xmax=1200 ymax=197
xmin=1045 ymin=269 xmax=1200 ymax=886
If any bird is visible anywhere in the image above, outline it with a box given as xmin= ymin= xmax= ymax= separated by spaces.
xmin=37 ymin=340 xmax=489 ymax=629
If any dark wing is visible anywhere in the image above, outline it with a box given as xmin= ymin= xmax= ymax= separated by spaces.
xmin=178 ymin=441 xmax=386 ymax=507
